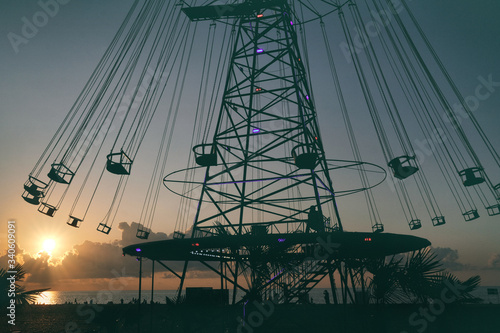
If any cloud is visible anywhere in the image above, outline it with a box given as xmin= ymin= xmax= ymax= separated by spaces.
xmin=487 ymin=253 xmax=500 ymax=270
xmin=13 ymin=240 xmax=139 ymax=285
xmin=431 ymin=246 xmax=468 ymax=271
xmin=0 ymin=222 xmax=209 ymax=288
xmin=57 ymin=241 xmax=137 ymax=279
xmin=116 ymin=221 xmax=170 ymax=247
xmin=21 ymin=251 xmax=54 ymax=284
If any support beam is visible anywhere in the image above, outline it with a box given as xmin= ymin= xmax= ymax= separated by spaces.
xmin=138 ymin=256 xmax=142 ymax=333
xmin=328 ymin=265 xmax=338 ymax=305
xmin=199 ymin=261 xmax=249 ymax=296
xmin=182 ymin=0 xmax=286 ymax=21
xmin=156 ymin=260 xmax=182 ymax=280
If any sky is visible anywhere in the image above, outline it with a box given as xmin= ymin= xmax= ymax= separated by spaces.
xmin=0 ymin=0 xmax=499 ymax=292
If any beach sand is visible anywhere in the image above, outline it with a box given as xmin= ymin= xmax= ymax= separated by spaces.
xmin=3 ymin=303 xmax=500 ymax=332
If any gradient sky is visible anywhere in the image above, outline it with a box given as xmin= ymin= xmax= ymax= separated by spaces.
xmin=0 ymin=0 xmax=499 ymax=291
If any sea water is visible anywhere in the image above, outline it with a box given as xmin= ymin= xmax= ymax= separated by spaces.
xmin=33 ymin=287 xmax=500 ymax=305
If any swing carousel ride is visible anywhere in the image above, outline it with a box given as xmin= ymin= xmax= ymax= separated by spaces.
xmin=21 ymin=0 xmax=499 ymax=304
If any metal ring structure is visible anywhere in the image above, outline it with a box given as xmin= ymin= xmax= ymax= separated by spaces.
xmin=163 ymin=158 xmax=387 ymax=202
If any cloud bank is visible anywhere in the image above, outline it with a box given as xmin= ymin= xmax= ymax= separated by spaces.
xmin=0 ymin=222 xmax=202 ymax=288
xmin=431 ymin=246 xmax=468 ymax=271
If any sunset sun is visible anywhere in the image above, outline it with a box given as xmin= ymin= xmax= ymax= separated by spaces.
xmin=42 ymin=239 xmax=56 ymax=254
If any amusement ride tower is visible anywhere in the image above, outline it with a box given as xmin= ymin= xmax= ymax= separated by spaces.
xmin=126 ymin=0 xmax=429 ymax=304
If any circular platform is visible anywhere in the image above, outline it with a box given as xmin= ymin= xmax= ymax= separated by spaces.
xmin=123 ymin=231 xmax=430 ymax=261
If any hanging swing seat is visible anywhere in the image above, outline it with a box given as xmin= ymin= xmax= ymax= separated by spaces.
xmin=463 ymin=209 xmax=479 ymax=221
xmin=486 ymin=204 xmax=500 ymax=216
xmin=459 ymin=167 xmax=485 ymax=187
xmin=251 ymin=225 xmax=269 ymax=236
xmin=38 ymin=203 xmax=57 ymax=217
xmin=97 ymin=223 xmax=111 ymax=234
xmin=432 ymin=216 xmax=446 ymax=226
xmin=494 ymin=183 xmax=500 ymax=200
xmin=388 ymin=156 xmax=419 ymax=180
xmin=291 ymin=144 xmax=318 ymax=169
xmin=193 ymin=144 xmax=217 ymax=167
xmin=22 ymin=191 xmax=44 ymax=205
xmin=372 ymin=223 xmax=384 ymax=233
xmin=67 ymin=216 xmax=83 ymax=228
xmin=106 ymin=150 xmax=133 ymax=175
xmin=48 ymin=163 xmax=75 ymax=184
xmin=136 ymin=226 xmax=151 ymax=240
xmin=24 ymin=176 xmax=48 ymax=196
xmin=409 ymin=219 xmax=421 ymax=230
xmin=173 ymin=231 xmax=186 ymax=239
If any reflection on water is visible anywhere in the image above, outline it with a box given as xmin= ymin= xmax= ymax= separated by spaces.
xmin=33 ymin=290 xmax=181 ymax=305
xmin=34 ymin=290 xmax=58 ymax=304
xmin=34 ymin=290 xmax=116 ymax=305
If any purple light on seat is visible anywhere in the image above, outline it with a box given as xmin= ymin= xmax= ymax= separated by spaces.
xmin=256 ymin=48 xmax=264 ymax=53
xmin=252 ymin=128 xmax=261 ymax=134
xmin=136 ymin=248 xmax=141 ymax=252
xmin=306 ymin=95 xmax=309 ymax=100
xmin=290 ymin=21 xmax=293 ymax=25
xmin=278 ymin=238 xmax=286 ymax=242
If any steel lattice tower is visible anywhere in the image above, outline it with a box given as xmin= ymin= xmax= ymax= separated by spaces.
xmin=177 ymin=0 xmax=344 ymax=303
xmin=188 ymin=2 xmax=342 ymax=236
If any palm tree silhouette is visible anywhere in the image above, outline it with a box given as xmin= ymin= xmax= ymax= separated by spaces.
xmin=366 ymin=248 xmax=481 ymax=304
xmin=1 ymin=263 xmax=50 ymax=307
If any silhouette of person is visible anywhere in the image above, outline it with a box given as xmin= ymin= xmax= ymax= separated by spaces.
xmin=284 ymin=285 xmax=290 ymax=304
xmin=308 ymin=205 xmax=324 ymax=232
xmin=323 ymin=290 xmax=330 ymax=304
xmin=307 ymin=205 xmax=316 ymax=232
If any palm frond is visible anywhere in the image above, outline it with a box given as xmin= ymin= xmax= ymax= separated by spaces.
xmin=398 ymin=248 xmax=444 ymax=302
xmin=363 ymin=248 xmax=481 ymax=305
xmin=1 ymin=263 xmax=51 ymax=307
xmin=436 ymin=272 xmax=482 ymax=304
xmin=17 ymin=288 xmax=51 ymax=305
xmin=366 ymin=255 xmax=408 ymax=304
